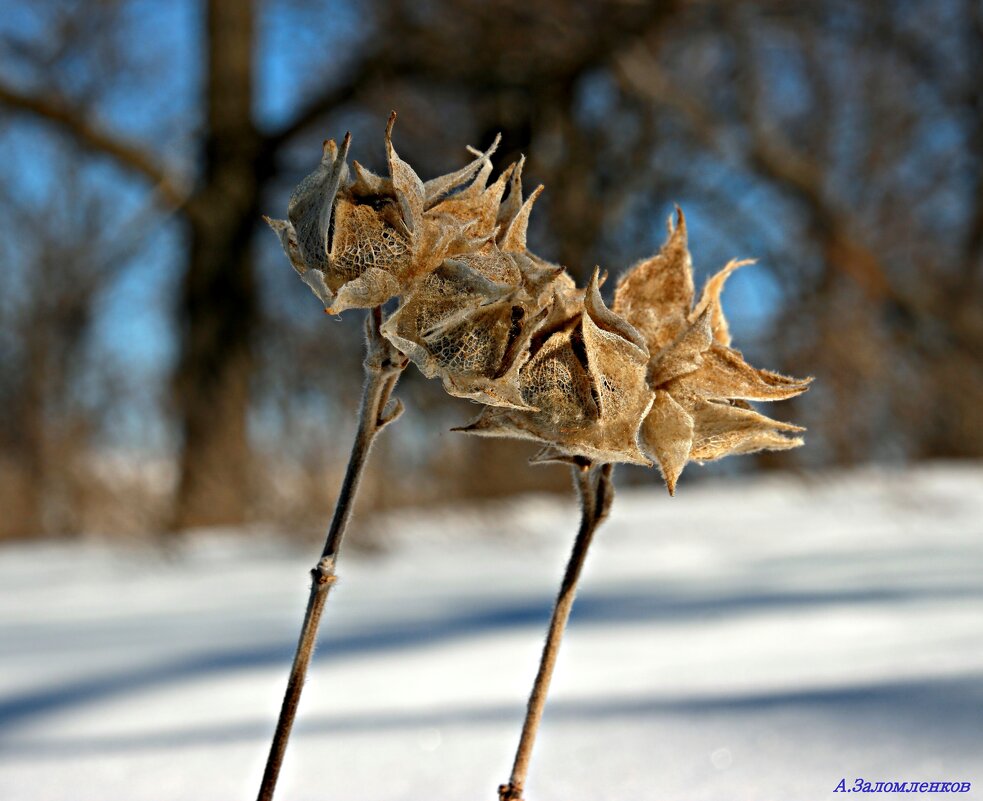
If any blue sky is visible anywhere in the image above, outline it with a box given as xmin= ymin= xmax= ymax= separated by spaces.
xmin=0 ymin=0 xmax=795 ymax=454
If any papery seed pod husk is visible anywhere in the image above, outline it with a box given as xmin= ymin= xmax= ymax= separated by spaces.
xmin=266 ymin=113 xmax=501 ymax=313
xmin=456 ymin=270 xmax=655 ymax=465
xmin=686 ymin=397 xmax=805 ymax=461
xmin=381 ymin=252 xmax=555 ymax=408
xmin=613 ymin=208 xmax=812 ymax=494
xmin=381 ymin=174 xmax=564 ymax=408
xmin=613 ymin=207 xmax=694 ymax=351
xmin=427 ymin=161 xmax=513 ymax=241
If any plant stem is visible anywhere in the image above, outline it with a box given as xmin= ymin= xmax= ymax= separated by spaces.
xmin=499 ymin=462 xmax=614 ymax=801
xmin=257 ymin=307 xmax=406 ymax=801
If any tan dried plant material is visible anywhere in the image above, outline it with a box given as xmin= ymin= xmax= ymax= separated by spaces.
xmin=455 ymin=270 xmax=655 ymax=464
xmin=265 ymin=112 xmax=501 ymax=314
xmin=267 ymin=117 xmax=809 ymax=492
xmin=614 ymin=209 xmax=812 ymax=494
xmin=381 ymin=175 xmax=565 ymax=408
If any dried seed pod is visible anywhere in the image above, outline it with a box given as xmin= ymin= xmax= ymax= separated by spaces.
xmin=614 ymin=209 xmax=812 ymax=494
xmin=269 ymin=121 xmax=810 ymax=492
xmin=427 ymin=160 xmax=513 ymax=241
xmin=381 ymin=174 xmax=564 ymax=408
xmin=266 ymin=113 xmax=501 ymax=313
xmin=381 ymin=251 xmax=559 ymax=407
xmin=455 ymin=270 xmax=655 ymax=465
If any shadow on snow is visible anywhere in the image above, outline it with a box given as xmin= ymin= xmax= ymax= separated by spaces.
xmin=0 ymin=580 xmax=979 ymax=731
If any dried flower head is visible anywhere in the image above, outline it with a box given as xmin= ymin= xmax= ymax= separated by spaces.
xmin=265 ymin=112 xmax=500 ymax=314
xmin=613 ymin=209 xmax=812 ymax=493
xmin=266 ymin=114 xmax=808 ymax=494
xmin=455 ymin=270 xmax=655 ymax=464
xmin=381 ymin=170 xmax=565 ymax=408
xmin=457 ymin=208 xmax=810 ymax=491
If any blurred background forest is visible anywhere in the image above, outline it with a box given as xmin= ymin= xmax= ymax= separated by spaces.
xmin=0 ymin=0 xmax=980 ymax=540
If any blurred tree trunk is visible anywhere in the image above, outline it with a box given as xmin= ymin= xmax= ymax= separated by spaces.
xmin=1 ymin=340 xmax=46 ymax=539
xmin=172 ymin=0 xmax=265 ymax=529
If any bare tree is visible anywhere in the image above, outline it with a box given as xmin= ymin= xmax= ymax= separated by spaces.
xmin=2 ymin=0 xmax=980 ymax=536
xmin=615 ymin=0 xmax=983 ymax=462
xmin=0 ymin=0 xmax=686 ymax=530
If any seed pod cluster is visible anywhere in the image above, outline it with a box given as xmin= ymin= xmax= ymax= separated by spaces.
xmin=268 ymin=115 xmax=811 ymax=492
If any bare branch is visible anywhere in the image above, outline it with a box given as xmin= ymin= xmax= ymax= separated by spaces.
xmin=616 ymin=33 xmax=983 ymax=365
xmin=615 ymin=42 xmax=889 ymax=299
xmin=262 ymin=57 xmax=391 ymax=153
xmin=0 ymin=82 xmax=187 ymax=208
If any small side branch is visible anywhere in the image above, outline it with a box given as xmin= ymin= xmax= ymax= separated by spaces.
xmin=500 ymin=462 xmax=614 ymax=801
xmin=256 ymin=307 xmax=407 ymax=801
xmin=0 ymin=82 xmax=187 ymax=208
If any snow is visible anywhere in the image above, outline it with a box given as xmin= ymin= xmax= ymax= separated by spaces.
xmin=1 ymin=464 xmax=982 ymax=800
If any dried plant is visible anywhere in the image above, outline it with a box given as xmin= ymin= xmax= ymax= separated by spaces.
xmin=257 ymin=113 xmax=504 ymax=801
xmin=456 ymin=269 xmax=655 ymax=463
xmin=266 ymin=112 xmax=499 ymax=315
xmin=459 ymin=210 xmax=810 ymax=492
xmin=614 ymin=210 xmax=811 ymax=493
xmin=381 ymin=163 xmax=563 ymax=408
xmin=455 ymin=212 xmax=810 ymax=801
xmin=261 ymin=112 xmax=810 ymax=801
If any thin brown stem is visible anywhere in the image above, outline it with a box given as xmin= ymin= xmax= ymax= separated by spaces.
xmin=500 ymin=462 xmax=614 ymax=801
xmin=256 ymin=307 xmax=406 ymax=801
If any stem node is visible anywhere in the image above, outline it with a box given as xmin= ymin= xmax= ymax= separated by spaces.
xmin=312 ymin=556 xmax=337 ymax=587
xmin=499 ymin=781 xmax=525 ymax=801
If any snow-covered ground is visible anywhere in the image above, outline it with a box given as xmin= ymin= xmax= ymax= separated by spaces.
xmin=1 ymin=464 xmax=982 ymax=801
